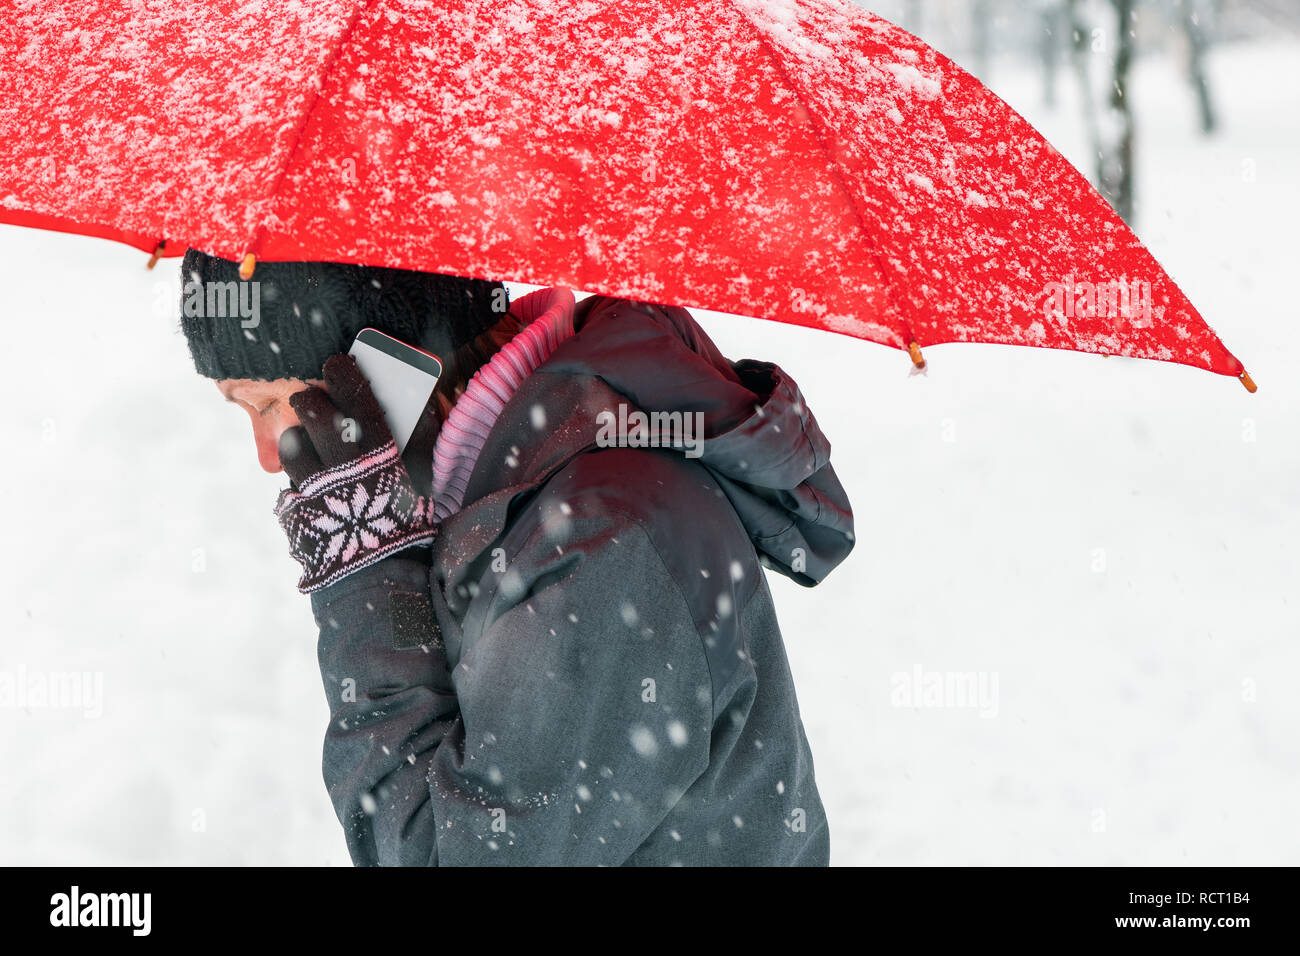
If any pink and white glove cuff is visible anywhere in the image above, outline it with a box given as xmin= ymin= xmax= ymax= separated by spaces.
xmin=274 ymin=439 xmax=435 ymax=593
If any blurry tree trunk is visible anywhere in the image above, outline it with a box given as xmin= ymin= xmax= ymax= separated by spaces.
xmin=971 ymin=0 xmax=992 ymax=80
xmin=1180 ymin=0 xmax=1217 ymax=133
xmin=903 ymin=0 xmax=922 ymax=35
xmin=1065 ymin=0 xmax=1102 ymax=186
xmin=1067 ymin=0 xmax=1136 ymax=224
xmin=1106 ymin=0 xmax=1135 ymax=223
xmin=1039 ymin=2 xmax=1063 ymax=107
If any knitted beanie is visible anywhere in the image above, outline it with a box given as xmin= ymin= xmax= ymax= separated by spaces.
xmin=178 ymin=248 xmax=509 ymax=381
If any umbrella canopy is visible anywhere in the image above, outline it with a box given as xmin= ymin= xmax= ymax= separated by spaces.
xmin=0 ymin=0 xmax=1252 ymax=388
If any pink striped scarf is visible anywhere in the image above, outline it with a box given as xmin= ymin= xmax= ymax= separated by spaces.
xmin=429 ymin=287 xmax=577 ymax=521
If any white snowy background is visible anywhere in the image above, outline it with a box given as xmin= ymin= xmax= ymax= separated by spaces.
xmin=1 ymin=27 xmax=1296 ymax=865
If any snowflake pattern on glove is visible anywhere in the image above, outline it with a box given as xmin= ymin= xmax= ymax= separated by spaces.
xmin=274 ymin=439 xmax=435 ymax=593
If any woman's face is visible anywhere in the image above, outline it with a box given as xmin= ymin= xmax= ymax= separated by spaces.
xmin=215 ymin=377 xmax=324 ymax=474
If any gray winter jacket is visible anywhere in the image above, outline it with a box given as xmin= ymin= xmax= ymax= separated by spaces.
xmin=309 ymin=293 xmax=854 ymax=865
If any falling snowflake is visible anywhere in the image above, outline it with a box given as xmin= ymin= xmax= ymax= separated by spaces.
xmin=629 ymin=725 xmax=658 ymax=757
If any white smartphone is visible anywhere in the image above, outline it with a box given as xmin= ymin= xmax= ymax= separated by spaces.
xmin=347 ymin=328 xmax=443 ymax=454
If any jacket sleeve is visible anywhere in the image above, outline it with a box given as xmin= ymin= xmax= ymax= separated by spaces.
xmin=309 ymin=503 xmax=714 ymax=866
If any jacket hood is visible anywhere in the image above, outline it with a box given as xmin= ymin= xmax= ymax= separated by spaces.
xmin=451 ymin=291 xmax=854 ymax=587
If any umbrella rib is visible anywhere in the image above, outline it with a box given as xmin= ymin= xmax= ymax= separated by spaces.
xmin=724 ymin=0 xmax=915 ymax=352
xmin=246 ymin=0 xmax=376 ymax=260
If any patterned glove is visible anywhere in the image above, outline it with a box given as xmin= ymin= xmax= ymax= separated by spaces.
xmin=274 ymin=354 xmax=435 ymax=593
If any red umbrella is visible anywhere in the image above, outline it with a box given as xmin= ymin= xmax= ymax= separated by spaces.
xmin=0 ymin=0 xmax=1254 ymax=389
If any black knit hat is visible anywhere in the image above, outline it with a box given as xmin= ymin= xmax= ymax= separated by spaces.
xmin=178 ymin=249 xmax=509 ymax=380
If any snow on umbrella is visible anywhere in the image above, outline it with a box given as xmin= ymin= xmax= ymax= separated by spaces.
xmin=0 ymin=0 xmax=1253 ymax=389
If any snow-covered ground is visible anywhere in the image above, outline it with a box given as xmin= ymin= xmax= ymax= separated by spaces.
xmin=1 ymin=35 xmax=1296 ymax=866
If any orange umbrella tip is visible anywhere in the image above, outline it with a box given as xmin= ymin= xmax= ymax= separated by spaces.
xmin=238 ymin=253 xmax=257 ymax=280
xmin=1239 ymin=370 xmax=1257 ymax=393
xmin=145 ymin=239 xmax=166 ymax=270
xmin=908 ymin=341 xmax=926 ymax=370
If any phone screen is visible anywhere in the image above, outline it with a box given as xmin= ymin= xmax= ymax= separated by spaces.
xmin=347 ymin=329 xmax=443 ymax=454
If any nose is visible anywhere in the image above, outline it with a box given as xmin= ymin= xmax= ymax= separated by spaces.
xmin=252 ymin=422 xmax=284 ymax=474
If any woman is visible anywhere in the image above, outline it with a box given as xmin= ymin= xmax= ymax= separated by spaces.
xmin=180 ymin=249 xmax=854 ymax=865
